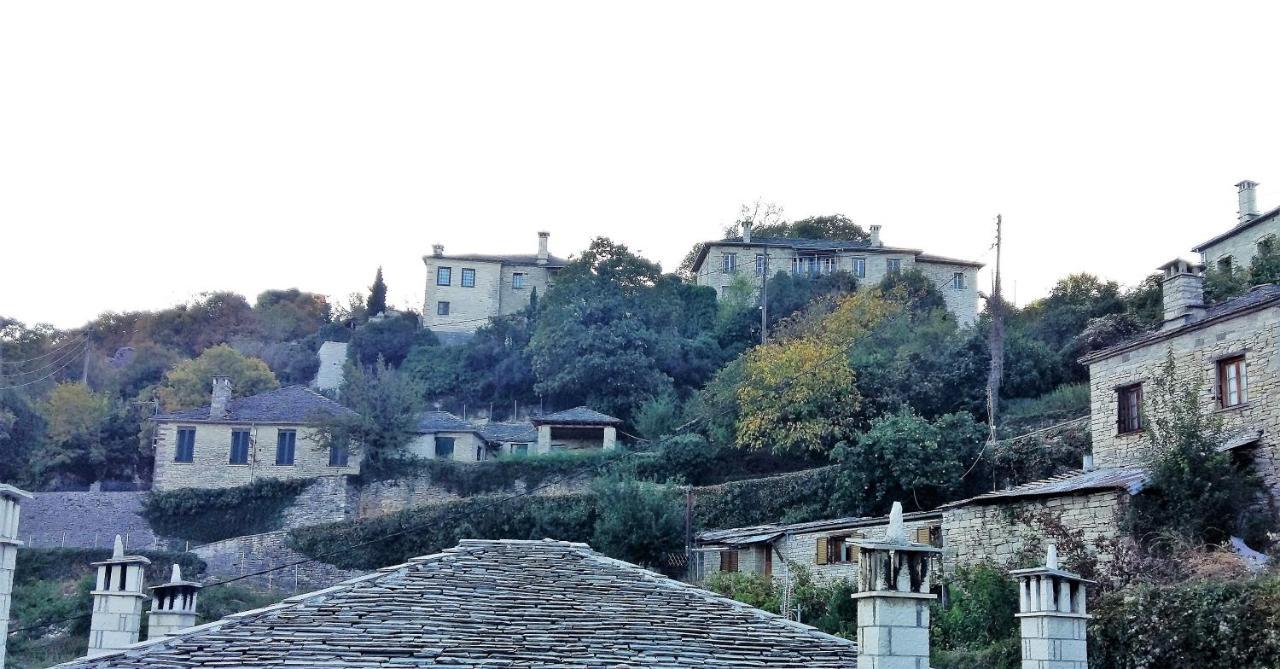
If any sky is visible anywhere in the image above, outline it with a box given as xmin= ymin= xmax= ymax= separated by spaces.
xmin=3 ymin=1 xmax=1280 ymax=328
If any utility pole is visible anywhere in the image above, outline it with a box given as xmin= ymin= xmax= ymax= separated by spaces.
xmin=81 ymin=327 xmax=93 ymax=385
xmin=759 ymin=253 xmax=770 ymax=344
xmin=683 ymin=486 xmax=694 ymax=581
xmin=986 ymin=215 xmax=1005 ymax=442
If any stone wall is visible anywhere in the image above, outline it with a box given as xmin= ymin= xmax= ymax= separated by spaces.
xmin=916 ymin=259 xmax=979 ymax=326
xmin=19 ymin=491 xmax=162 ymax=550
xmin=941 ymin=490 xmax=1126 ymax=575
xmin=1086 ymin=303 xmax=1280 ymax=498
xmin=1198 ymin=215 xmax=1280 ymax=272
xmin=193 ymin=530 xmax=361 ymax=592
xmin=422 ymin=254 xmax=555 ymax=335
xmin=152 ymin=423 xmax=360 ymax=492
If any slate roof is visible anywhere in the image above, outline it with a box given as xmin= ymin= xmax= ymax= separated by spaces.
xmin=55 ymin=539 xmax=859 ymax=668
xmin=532 ymin=406 xmax=623 ymax=426
xmin=411 ymin=411 xmax=476 ymax=434
xmin=480 ymin=421 xmax=539 ymax=443
xmin=428 ymin=252 xmax=569 ymax=267
xmin=1080 ymin=284 xmax=1280 ymax=364
xmin=697 ymin=510 xmax=943 ymax=546
xmin=939 ymin=467 xmax=1150 ymax=509
xmin=1192 ymin=205 xmax=1280 ymax=252
xmin=152 ymin=386 xmax=357 ymax=424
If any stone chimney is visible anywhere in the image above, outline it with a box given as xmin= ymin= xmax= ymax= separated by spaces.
xmin=88 ymin=535 xmax=150 ymax=656
xmin=869 ymin=225 xmax=882 ymax=247
xmin=1238 ymin=180 xmax=1260 ymax=225
xmin=147 ymin=564 xmax=201 ymax=640
xmin=536 ymin=232 xmax=550 ymax=265
xmin=209 ymin=376 xmax=232 ymax=420
xmin=0 ymin=485 xmax=31 ymax=667
xmin=1011 ymin=545 xmax=1092 ymax=669
xmin=741 ymin=221 xmax=753 ymax=244
xmin=432 ymin=243 xmax=445 ymax=257
xmin=1158 ymin=259 xmax=1206 ymax=331
xmin=852 ymin=502 xmax=939 ymax=668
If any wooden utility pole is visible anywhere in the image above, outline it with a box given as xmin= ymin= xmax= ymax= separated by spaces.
xmin=81 ymin=327 xmax=93 ymax=385
xmin=986 ymin=215 xmax=1005 ymax=442
xmin=760 ymin=253 xmax=770 ymax=344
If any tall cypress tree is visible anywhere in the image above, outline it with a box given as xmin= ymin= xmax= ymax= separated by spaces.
xmin=367 ymin=267 xmax=388 ymax=316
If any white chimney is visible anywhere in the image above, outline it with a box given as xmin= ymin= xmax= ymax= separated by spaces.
xmin=209 ymin=376 xmax=232 ymax=420
xmin=869 ymin=224 xmax=882 ymax=247
xmin=741 ymin=221 xmax=753 ymax=244
xmin=1238 ymin=180 xmax=1260 ymax=225
xmin=1011 ymin=546 xmax=1092 ymax=668
xmin=1083 ymin=453 xmax=1095 ymax=472
xmin=0 ymin=485 xmax=31 ymax=668
xmin=1158 ymin=259 xmax=1206 ymax=330
xmin=88 ymin=535 xmax=150 ymax=656
xmin=432 ymin=243 xmax=445 ymax=257
xmin=537 ymin=232 xmax=550 ymax=265
xmin=147 ymin=564 xmax=202 ymax=640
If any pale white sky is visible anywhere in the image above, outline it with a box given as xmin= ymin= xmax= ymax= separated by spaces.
xmin=3 ymin=2 xmax=1279 ymax=328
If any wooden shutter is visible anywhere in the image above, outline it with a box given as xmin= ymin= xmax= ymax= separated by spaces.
xmin=914 ymin=527 xmax=931 ymax=545
xmin=815 ymin=537 xmax=828 ymax=565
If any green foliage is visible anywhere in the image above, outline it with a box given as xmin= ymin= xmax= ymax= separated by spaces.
xmin=348 ymin=312 xmax=429 ymax=368
xmin=933 ymin=564 xmax=1019 ymax=650
xmin=312 ymin=360 xmax=423 ymax=476
xmin=705 ymin=571 xmax=779 ymax=611
xmin=157 ymin=343 xmax=279 ymax=411
xmin=253 ymin=289 xmax=331 ymax=342
xmin=0 ymin=389 xmax=43 ymax=485
xmin=1000 ymin=383 xmax=1090 ymax=427
xmin=367 ymin=267 xmax=388 ymax=317
xmin=763 ymin=271 xmax=860 ymax=330
xmin=364 ymin=449 xmax=621 ymax=495
xmin=705 ymin=563 xmax=855 ymax=637
xmin=692 ymin=466 xmax=841 ymax=529
xmin=34 ymin=384 xmax=147 ymax=486
xmin=932 ymin=639 xmax=1020 ymax=669
xmin=405 ymin=311 xmax=537 ymax=406
xmin=196 ymin=584 xmax=285 ymax=623
xmin=143 ymin=478 xmax=310 ymax=543
xmin=589 ymin=476 xmax=684 ymax=568
xmin=988 ymin=417 xmax=1089 ymax=487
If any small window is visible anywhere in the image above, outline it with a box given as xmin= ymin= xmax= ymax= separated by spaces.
xmin=792 ymin=256 xmax=817 ymax=277
xmin=886 ymin=258 xmax=902 ymax=274
xmin=1218 ymin=355 xmax=1248 ymax=408
xmin=952 ymin=272 xmax=965 ymax=289
xmin=437 ymin=301 xmax=450 ymax=316
xmin=174 ymin=428 xmax=195 ymax=463
xmin=512 ymin=272 xmax=527 ymax=289
xmin=719 ymin=550 xmax=739 ymax=573
xmin=435 ymin=436 xmax=456 ymax=459
xmin=853 ymin=258 xmax=866 ymax=278
xmin=511 ymin=443 xmax=529 ymax=456
xmin=1217 ymin=256 xmax=1233 ymax=273
xmin=461 ymin=268 xmax=476 ymax=288
xmin=275 ymin=430 xmax=296 ymax=466
xmin=328 ymin=445 xmax=350 ymax=467
xmin=1117 ymin=384 xmax=1143 ymax=434
xmin=229 ymin=430 xmax=251 ymax=465
xmin=820 ymin=257 xmax=836 ymax=274
xmin=755 ymin=254 xmax=766 ymax=276
xmin=436 ymin=266 xmax=452 ymax=286
xmin=723 ymin=253 xmax=737 ymax=273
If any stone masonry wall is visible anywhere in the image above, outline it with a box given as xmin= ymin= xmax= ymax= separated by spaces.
xmin=422 ymin=256 xmax=554 ymax=335
xmin=916 ymin=259 xmax=979 ymax=326
xmin=1198 ymin=215 xmax=1280 ymax=272
xmin=1087 ymin=304 xmax=1280 ymax=498
xmin=193 ymin=530 xmax=361 ymax=593
xmin=152 ymin=423 xmax=360 ymax=492
xmin=941 ymin=490 xmax=1126 ymax=575
xmin=20 ymin=491 xmax=161 ymax=550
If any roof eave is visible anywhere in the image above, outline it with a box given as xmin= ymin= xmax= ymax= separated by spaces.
xmin=1080 ymin=295 xmax=1280 ymax=364
xmin=1192 ymin=206 xmax=1280 ymax=253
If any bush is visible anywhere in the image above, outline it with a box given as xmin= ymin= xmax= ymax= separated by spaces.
xmin=363 ymin=449 xmax=622 ymax=496
xmin=589 ymin=476 xmax=683 ymax=568
xmin=932 ymin=638 xmax=1020 ymax=669
xmin=143 ymin=478 xmax=310 ymax=543
xmin=705 ymin=571 xmax=779 ymax=612
xmin=1000 ymin=382 xmax=1090 ymax=429
xmin=933 ymin=564 xmax=1019 ymax=651
xmin=692 ymin=466 xmax=841 ymax=529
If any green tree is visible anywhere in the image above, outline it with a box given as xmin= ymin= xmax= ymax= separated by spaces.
xmin=348 ymin=312 xmax=429 ymax=368
xmin=36 ymin=383 xmax=143 ymax=485
xmin=156 ymin=344 xmax=278 ymax=410
xmin=253 ymin=289 xmax=331 ymax=341
xmin=367 ymin=267 xmax=388 ymax=317
xmin=140 ymin=292 xmax=256 ymax=356
xmin=0 ymin=390 xmax=43 ymax=486
xmin=589 ymin=475 xmax=684 ymax=568
xmin=310 ymin=360 xmax=422 ymax=477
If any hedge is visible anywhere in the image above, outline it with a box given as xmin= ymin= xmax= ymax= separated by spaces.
xmin=691 ymin=466 xmax=840 ymax=529
xmin=360 ymin=450 xmax=624 ymax=496
xmin=143 ymin=478 xmax=310 ymax=544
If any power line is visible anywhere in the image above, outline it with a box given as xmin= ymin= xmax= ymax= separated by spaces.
xmin=0 ymin=335 xmax=88 ymax=367
xmin=1 ymin=339 xmax=89 ymax=380
xmin=0 ymin=341 xmax=90 ymax=390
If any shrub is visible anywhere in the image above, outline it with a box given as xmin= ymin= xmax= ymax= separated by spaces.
xmin=363 ymin=449 xmax=622 ymax=496
xmin=705 ymin=571 xmax=779 ymax=612
xmin=143 ymin=478 xmax=309 ymax=543
xmin=692 ymin=466 xmax=840 ymax=529
xmin=933 ymin=564 xmax=1019 ymax=651
xmin=589 ymin=476 xmax=683 ymax=568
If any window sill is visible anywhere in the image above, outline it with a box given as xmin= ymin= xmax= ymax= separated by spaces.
xmin=172 ymin=461 xmax=194 ymax=465
xmin=272 ymin=464 xmax=296 ymax=467
xmin=1116 ymin=430 xmax=1145 ymax=437
xmin=1216 ymin=402 xmax=1250 ymax=414
xmin=227 ymin=463 xmax=250 ymax=467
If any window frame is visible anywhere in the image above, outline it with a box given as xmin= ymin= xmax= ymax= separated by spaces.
xmin=512 ymin=272 xmax=527 ymax=289
xmin=436 ymin=266 xmax=452 ymax=286
xmin=511 ymin=443 xmax=530 ymax=456
xmin=275 ymin=429 xmax=297 ymax=466
xmin=853 ymin=257 xmax=866 ymax=278
xmin=952 ymin=272 xmax=965 ymax=289
xmin=174 ymin=427 xmax=196 ymax=463
xmin=719 ymin=549 xmax=739 ymax=573
xmin=437 ymin=301 xmax=450 ymax=316
xmin=1217 ymin=355 xmax=1248 ymax=408
xmin=886 ymin=258 xmax=902 ymax=274
xmin=1116 ymin=383 xmax=1143 ymax=434
xmin=1217 ymin=256 xmax=1233 ymax=273
xmin=460 ymin=268 xmax=476 ymax=288
xmin=435 ymin=436 xmax=456 ymax=459
xmin=229 ymin=429 xmax=251 ymax=465
xmin=328 ymin=444 xmax=350 ymax=467
xmin=722 ymin=253 xmax=737 ymax=273
xmin=755 ymin=254 xmax=766 ymax=276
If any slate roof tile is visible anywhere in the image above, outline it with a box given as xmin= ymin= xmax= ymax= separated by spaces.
xmin=152 ymin=386 xmax=357 ymax=424
xmin=532 ymin=407 xmax=622 ymax=426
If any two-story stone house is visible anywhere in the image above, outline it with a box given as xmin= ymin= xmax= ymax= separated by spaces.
xmin=1193 ymin=180 xmax=1280 ymax=275
xmin=422 ymin=232 xmax=566 ymax=342
xmin=151 ymin=378 xmax=359 ymax=491
xmin=690 ymin=223 xmax=982 ymax=325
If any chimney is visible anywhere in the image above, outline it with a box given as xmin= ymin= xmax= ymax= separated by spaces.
xmin=1011 ymin=545 xmax=1092 ymax=668
xmin=209 ymin=376 xmax=232 ymax=420
xmin=0 ymin=485 xmax=31 ymax=668
xmin=536 ymin=232 xmax=550 ymax=265
xmin=432 ymin=243 xmax=445 ymax=258
xmin=851 ymin=502 xmax=939 ymax=666
xmin=1237 ymin=180 xmax=1260 ymax=225
xmin=1082 ymin=453 xmax=1095 ymax=473
xmin=147 ymin=564 xmax=202 ymax=640
xmin=869 ymin=224 xmax=882 ymax=247
xmin=1158 ymin=259 xmax=1206 ymax=330
xmin=741 ymin=221 xmax=753 ymax=244
xmin=88 ymin=535 xmax=150 ymax=656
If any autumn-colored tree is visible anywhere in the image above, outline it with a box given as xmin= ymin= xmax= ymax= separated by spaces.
xmin=157 ymin=344 xmax=278 ymax=410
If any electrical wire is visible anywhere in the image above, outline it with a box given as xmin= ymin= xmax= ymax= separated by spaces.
xmin=0 ymin=335 xmax=88 ymax=367
xmin=0 ymin=341 xmax=89 ymax=390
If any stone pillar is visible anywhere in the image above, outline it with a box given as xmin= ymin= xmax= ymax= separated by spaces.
xmin=0 ymin=485 xmax=32 ymax=667
xmin=852 ymin=502 xmax=940 ymax=669
xmin=1011 ymin=545 xmax=1092 ymax=669
xmin=147 ymin=564 xmax=202 ymax=639
xmin=602 ymin=426 xmax=617 ymax=451
xmin=536 ymin=425 xmax=552 ymax=455
xmin=88 ymin=535 xmax=151 ymax=657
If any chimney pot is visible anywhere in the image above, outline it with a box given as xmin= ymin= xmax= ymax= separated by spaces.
xmin=88 ymin=535 xmax=150 ymax=656
xmin=536 ymin=232 xmax=550 ymax=265
xmin=432 ymin=244 xmax=444 ymax=258
xmin=1158 ymin=259 xmax=1206 ymax=330
xmin=869 ymin=225 xmax=882 ymax=247
xmin=1237 ymin=180 xmax=1260 ymax=225
xmin=210 ymin=376 xmax=232 ymax=420
xmin=741 ymin=221 xmax=753 ymax=244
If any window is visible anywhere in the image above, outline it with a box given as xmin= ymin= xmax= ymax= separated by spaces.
xmin=792 ymin=256 xmax=817 ymax=277
xmin=763 ymin=546 xmax=773 ymax=576
xmin=1218 ymin=355 xmax=1248 ymax=408
xmin=275 ymin=430 xmax=296 ymax=466
xmin=174 ymin=428 xmax=195 ymax=463
xmin=436 ymin=266 xmax=452 ymax=286
xmin=886 ymin=258 xmax=902 ymax=274
xmin=435 ymin=436 xmax=456 ymax=459
xmin=1116 ymin=384 xmax=1143 ymax=434
xmin=819 ymin=257 xmax=836 ymax=274
xmin=719 ymin=550 xmax=739 ymax=573
xmin=1217 ymin=256 xmax=1233 ymax=273
xmin=755 ymin=254 xmax=766 ymax=276
xmin=437 ymin=301 xmax=450 ymax=316
xmin=853 ymin=258 xmax=866 ymax=278
xmin=815 ymin=535 xmax=859 ymax=564
xmin=461 ymin=268 xmax=476 ymax=288
xmin=511 ymin=443 xmax=529 ymax=456
xmin=229 ymin=430 xmax=251 ymax=465
xmin=952 ymin=272 xmax=966 ymax=289
xmin=722 ymin=253 xmax=737 ymax=273
xmin=328 ymin=445 xmax=350 ymax=467
xmin=512 ymin=272 xmax=527 ymax=289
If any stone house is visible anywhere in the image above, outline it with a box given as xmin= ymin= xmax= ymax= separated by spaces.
xmin=1193 ymin=179 xmax=1280 ymax=275
xmin=532 ymin=407 xmax=622 ymax=454
xmin=690 ymin=223 xmax=983 ymax=325
xmin=422 ymin=232 xmax=566 ymax=342
xmin=693 ymin=511 xmax=943 ymax=585
xmin=405 ymin=411 xmax=539 ymax=462
xmin=150 ymin=379 xmax=359 ymax=492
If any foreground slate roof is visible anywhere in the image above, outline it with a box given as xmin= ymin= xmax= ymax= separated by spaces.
xmin=698 ymin=509 xmax=943 ymax=546
xmin=939 ymin=467 xmax=1150 ymax=509
xmin=56 ymin=539 xmax=858 ymax=668
xmin=532 ymin=406 xmax=623 ymax=426
xmin=152 ymin=385 xmax=357 ymax=424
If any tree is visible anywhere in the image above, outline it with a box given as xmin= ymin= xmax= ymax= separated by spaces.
xmin=0 ymin=389 xmax=43 ymax=485
xmin=36 ymin=383 xmax=143 ymax=485
xmin=348 ymin=312 xmax=428 ymax=368
xmin=590 ymin=475 xmax=684 ymax=569
xmin=367 ymin=267 xmax=388 ymax=317
xmin=310 ymin=360 xmax=423 ymax=477
xmin=253 ymin=289 xmax=331 ymax=341
xmin=156 ymin=344 xmax=279 ymax=410
xmin=140 ymin=292 xmax=256 ymax=356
